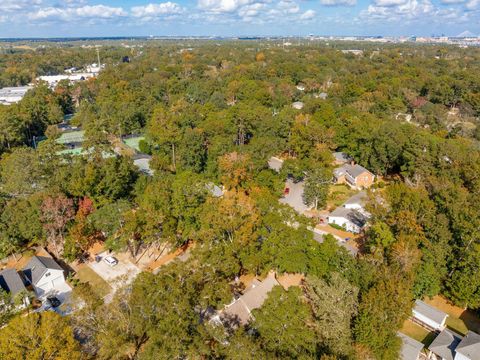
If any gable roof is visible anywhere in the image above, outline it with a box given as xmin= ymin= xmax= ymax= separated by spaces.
xmin=344 ymin=191 xmax=367 ymax=207
xmin=398 ymin=332 xmax=424 ymax=360
xmin=0 ymin=269 xmax=27 ymax=296
xmin=334 ymin=164 xmax=372 ymax=179
xmin=345 ymin=164 xmax=372 ymax=178
xmin=413 ymin=300 xmax=448 ymax=325
xmin=428 ymin=329 xmax=462 ymax=360
xmin=23 ymin=256 xmax=63 ymax=285
xmin=223 ymin=272 xmax=279 ymax=325
xmin=329 ymin=207 xmax=368 ymax=228
xmin=456 ymin=331 xmax=480 ymax=360
xmin=333 ymin=152 xmax=352 ymax=164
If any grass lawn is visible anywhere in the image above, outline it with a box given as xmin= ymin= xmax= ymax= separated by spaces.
xmin=75 ymin=266 xmax=112 ymax=298
xmin=401 ymin=320 xmax=437 ymax=346
xmin=327 ymin=184 xmax=357 ymax=210
xmin=446 ymin=316 xmax=469 ymax=335
xmin=425 ymin=295 xmax=480 ymax=335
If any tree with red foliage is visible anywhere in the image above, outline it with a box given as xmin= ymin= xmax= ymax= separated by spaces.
xmin=40 ymin=194 xmax=75 ymax=256
xmin=65 ymin=197 xmax=101 ymax=261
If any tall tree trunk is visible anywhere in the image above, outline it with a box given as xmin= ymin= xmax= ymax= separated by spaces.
xmin=171 ymin=143 xmax=176 ymax=171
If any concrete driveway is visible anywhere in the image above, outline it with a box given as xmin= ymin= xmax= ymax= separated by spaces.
xmin=279 ymin=178 xmax=310 ymax=214
xmin=89 ymin=252 xmax=140 ymax=289
xmin=37 ymin=282 xmax=73 ymax=315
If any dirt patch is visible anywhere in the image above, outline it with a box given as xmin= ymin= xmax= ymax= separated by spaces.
xmin=424 ymin=295 xmax=480 ymax=334
xmin=277 ymin=273 xmax=304 ymax=290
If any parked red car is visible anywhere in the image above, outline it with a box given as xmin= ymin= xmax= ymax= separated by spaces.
xmin=284 ymin=187 xmax=290 ymax=195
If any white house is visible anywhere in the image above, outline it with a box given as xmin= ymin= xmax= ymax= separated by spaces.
xmin=412 ymin=300 xmax=448 ymax=331
xmin=455 ymin=331 xmax=480 ymax=360
xmin=23 ymin=256 xmax=66 ymax=297
xmin=328 ymin=192 xmax=370 ymax=233
xmin=427 ymin=329 xmax=480 ymax=360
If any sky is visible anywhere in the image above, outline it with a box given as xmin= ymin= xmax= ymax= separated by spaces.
xmin=0 ymin=0 xmax=479 ymax=38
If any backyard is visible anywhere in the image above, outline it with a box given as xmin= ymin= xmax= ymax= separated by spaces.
xmin=425 ymin=295 xmax=480 ymax=335
xmin=75 ymin=265 xmax=112 ymax=298
xmin=326 ymin=184 xmax=358 ymax=210
xmin=401 ymin=319 xmax=437 ymax=346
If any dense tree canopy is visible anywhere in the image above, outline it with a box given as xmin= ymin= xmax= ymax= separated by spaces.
xmin=0 ymin=40 xmax=479 ymax=359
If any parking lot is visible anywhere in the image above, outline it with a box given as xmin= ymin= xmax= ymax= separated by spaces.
xmin=279 ymin=178 xmax=310 ymax=214
xmin=89 ymin=252 xmax=140 ymax=289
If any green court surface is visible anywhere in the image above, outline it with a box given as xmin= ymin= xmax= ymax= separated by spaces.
xmin=123 ymin=136 xmax=145 ymax=152
xmin=56 ymin=130 xmax=85 ymax=144
xmin=58 ymin=147 xmax=84 ymax=156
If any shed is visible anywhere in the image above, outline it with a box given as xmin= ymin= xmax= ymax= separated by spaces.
xmin=398 ymin=332 xmax=424 ymax=360
xmin=412 ymin=300 xmax=448 ymax=331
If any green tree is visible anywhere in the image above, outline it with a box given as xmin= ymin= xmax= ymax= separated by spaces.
xmin=304 ymin=273 xmax=358 ymax=356
xmin=253 ymin=286 xmax=317 ymax=358
xmin=302 ymin=168 xmax=331 ymax=210
xmin=354 ymin=272 xmax=411 ymax=360
xmin=0 ymin=312 xmax=82 ymax=360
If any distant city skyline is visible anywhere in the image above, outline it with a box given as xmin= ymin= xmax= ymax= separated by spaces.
xmin=0 ymin=0 xmax=479 ymax=38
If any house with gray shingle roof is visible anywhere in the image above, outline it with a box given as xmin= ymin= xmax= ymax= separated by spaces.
xmin=334 ymin=163 xmax=374 ymax=189
xmin=0 ymin=268 xmax=30 ymax=307
xmin=332 ymin=152 xmax=352 ymax=165
xmin=0 ymin=269 xmax=27 ymax=296
xmin=23 ymin=256 xmax=66 ymax=297
xmin=328 ymin=191 xmax=370 ymax=233
xmin=428 ymin=329 xmax=462 ymax=360
xmin=214 ymin=272 xmax=280 ymax=327
xmin=425 ymin=324 xmax=480 ymax=360
xmin=456 ymin=331 xmax=480 ymax=360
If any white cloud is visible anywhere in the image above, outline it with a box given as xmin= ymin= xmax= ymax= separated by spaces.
xmin=300 ymin=9 xmax=316 ymax=19
xmin=362 ymin=0 xmax=434 ymax=20
xmin=131 ymin=2 xmax=184 ymax=17
xmin=198 ymin=0 xmax=258 ymax=13
xmin=440 ymin=0 xmax=465 ymax=4
xmin=320 ymin=0 xmax=356 ymax=6
xmin=278 ymin=0 xmax=300 ymax=14
xmin=238 ymin=3 xmax=267 ymax=17
xmin=466 ymin=0 xmax=479 ymax=9
xmin=29 ymin=5 xmax=127 ymax=21
xmin=195 ymin=0 xmax=314 ymax=24
xmin=0 ymin=0 xmax=41 ymax=12
xmin=373 ymin=0 xmax=408 ymax=6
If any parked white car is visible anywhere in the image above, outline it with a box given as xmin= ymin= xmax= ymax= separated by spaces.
xmin=103 ymin=256 xmax=118 ymax=267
